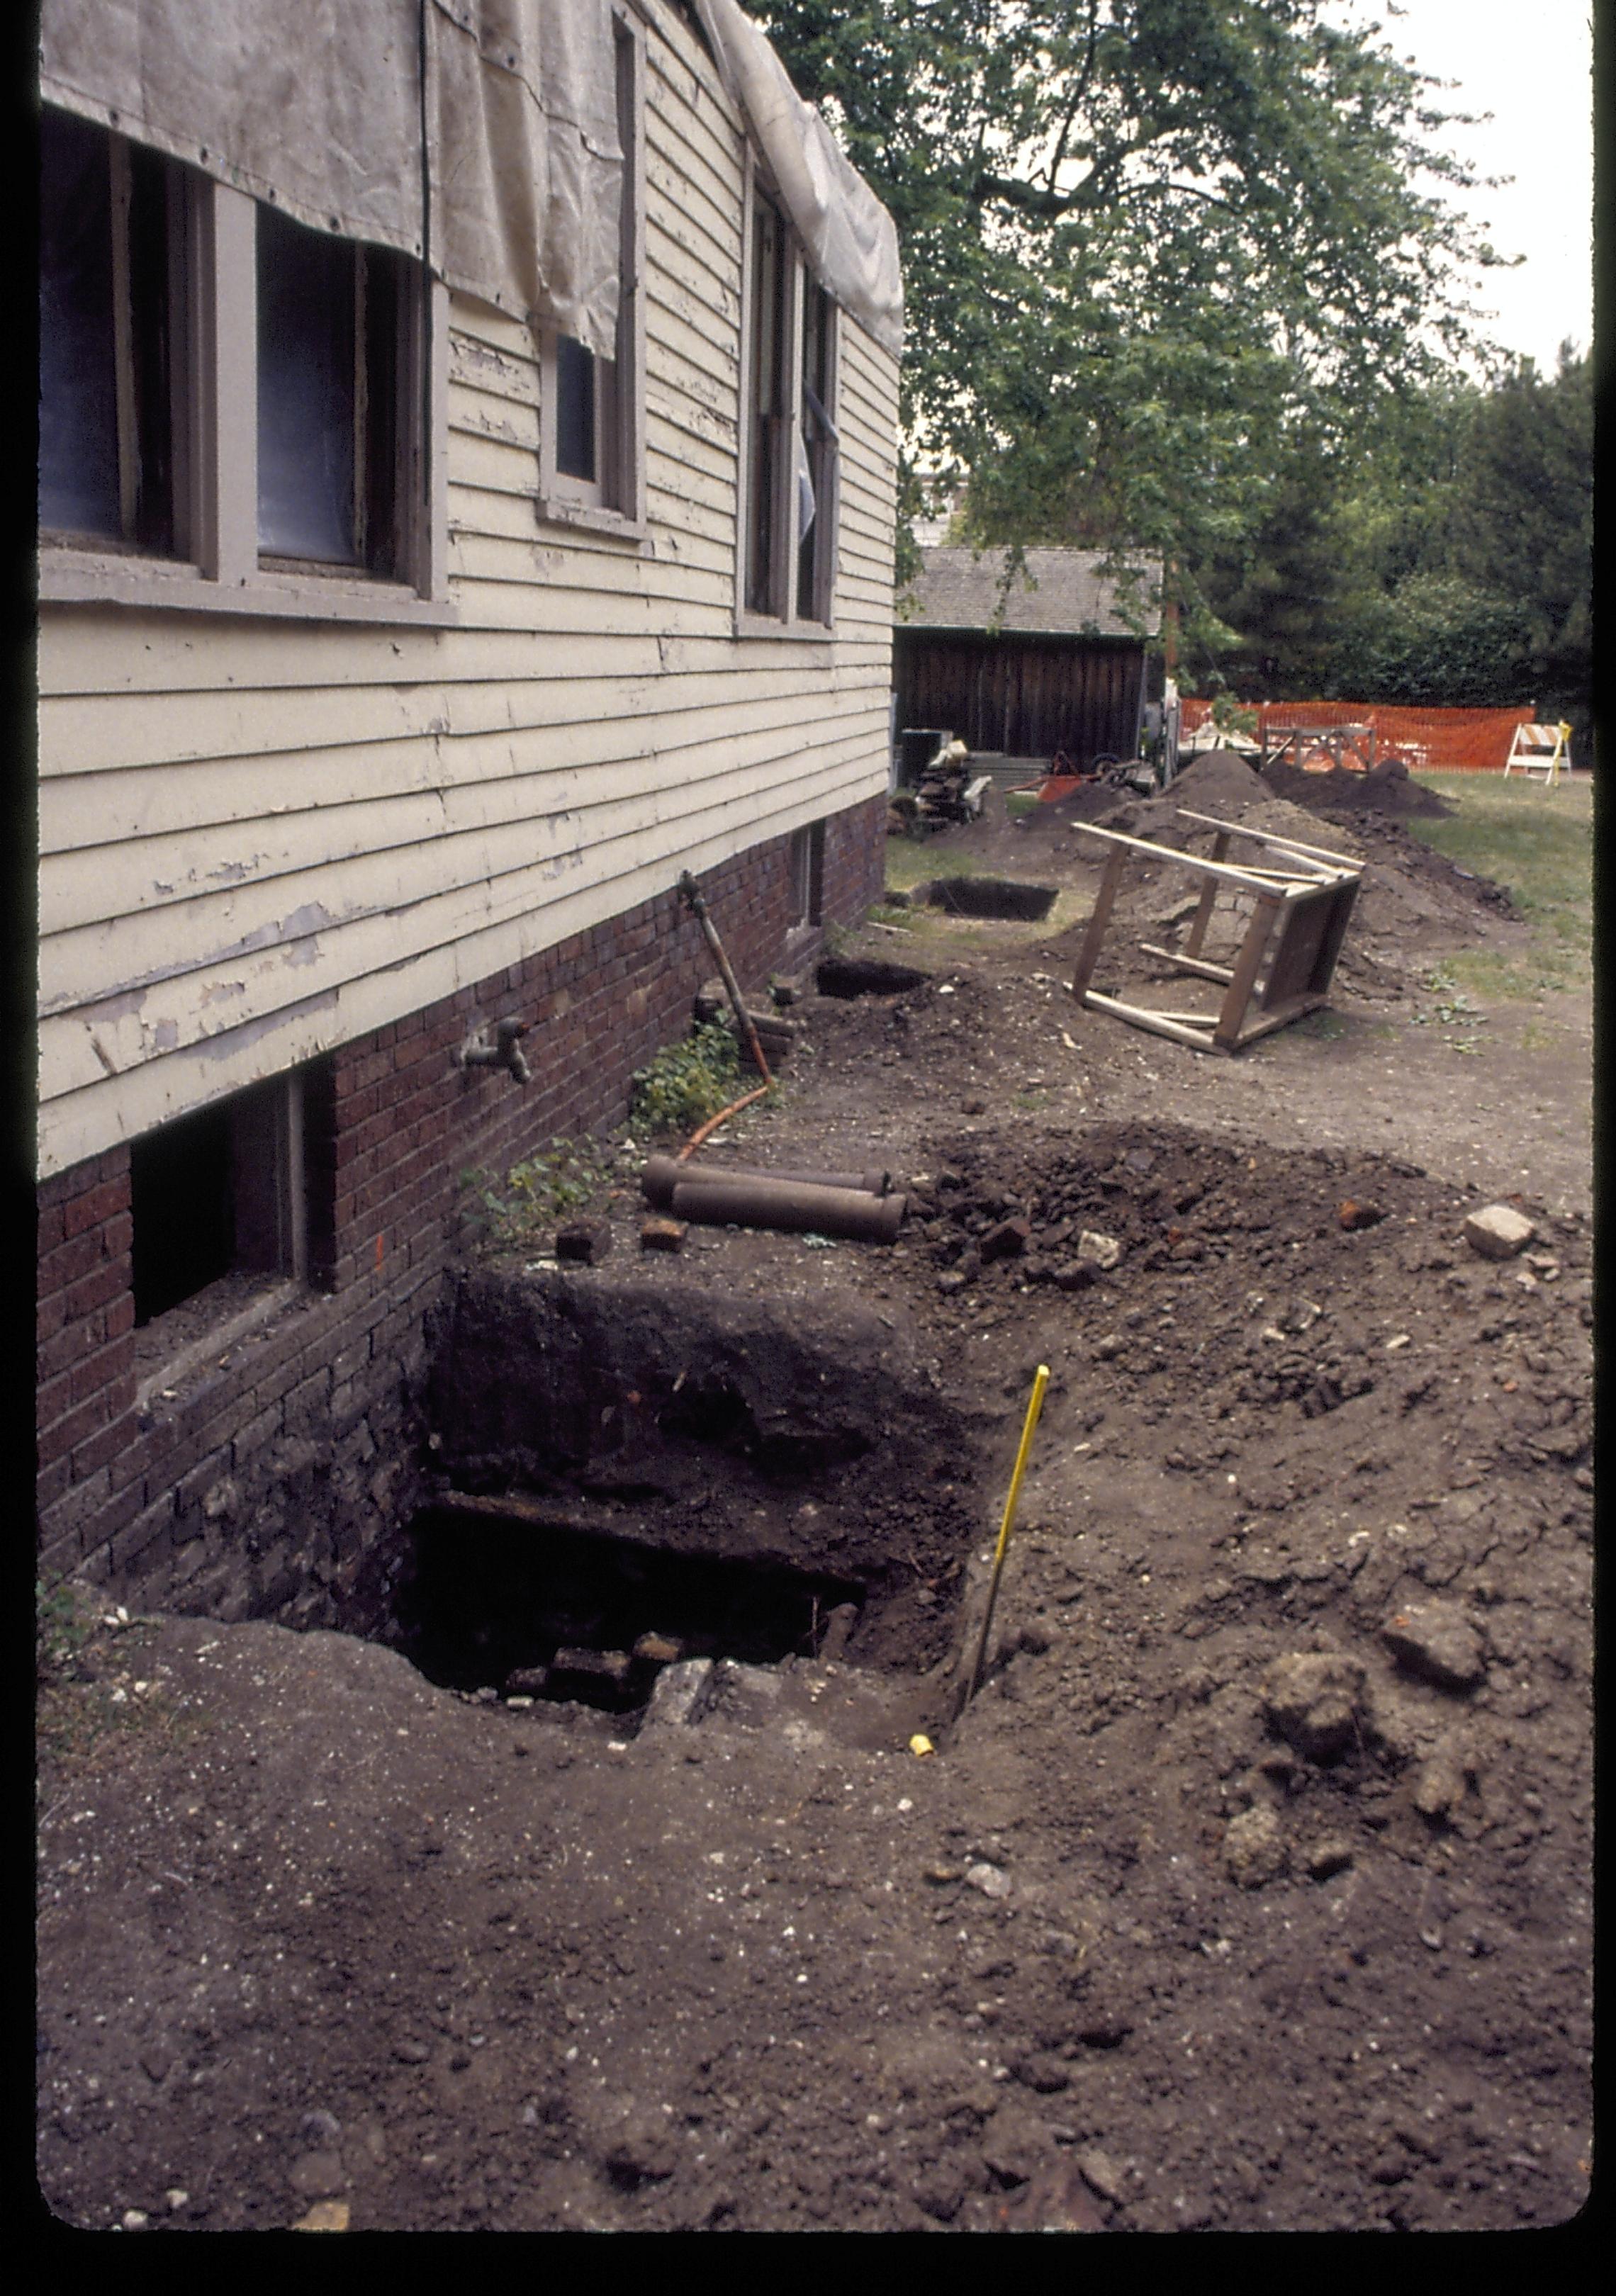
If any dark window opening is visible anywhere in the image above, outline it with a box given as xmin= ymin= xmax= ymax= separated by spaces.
xmin=131 ymin=1103 xmax=233 ymax=1325
xmin=556 ymin=333 xmax=598 ymax=480
xmin=131 ymin=1076 xmax=308 ymax=1329
xmin=257 ymin=206 xmax=408 ymax=574
xmin=790 ymin=821 xmax=825 ymax=929
xmin=551 ymin=24 xmax=634 ymax=507
xmin=746 ymin=195 xmax=788 ymax=614
xmin=39 ymin=108 xmax=185 ymax=554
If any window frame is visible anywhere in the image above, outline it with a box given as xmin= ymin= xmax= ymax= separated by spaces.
xmin=130 ymin=1069 xmax=311 ymax=1398
xmin=734 ymin=157 xmax=841 ymax=640
xmin=536 ymin=1 xmax=647 ymax=543
xmin=38 ymin=111 xmax=451 ymax=628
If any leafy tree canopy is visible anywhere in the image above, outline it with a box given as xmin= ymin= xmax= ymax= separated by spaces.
xmin=759 ymin=0 xmax=1510 ymax=642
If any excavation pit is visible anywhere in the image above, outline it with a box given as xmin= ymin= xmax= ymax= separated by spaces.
xmin=920 ymin=874 xmax=1058 ymax=921
xmin=395 ymin=1504 xmax=867 ymax=1720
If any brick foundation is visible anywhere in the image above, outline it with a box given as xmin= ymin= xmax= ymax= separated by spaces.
xmin=36 ymin=794 xmax=887 ymax=1614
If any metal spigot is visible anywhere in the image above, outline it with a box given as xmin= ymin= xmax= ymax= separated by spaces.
xmin=455 ymin=1016 xmax=532 ymax=1084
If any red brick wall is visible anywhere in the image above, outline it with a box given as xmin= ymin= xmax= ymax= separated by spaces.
xmin=35 ymin=796 xmax=887 ymax=1612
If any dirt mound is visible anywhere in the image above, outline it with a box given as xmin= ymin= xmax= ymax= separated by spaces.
xmin=1259 ymin=758 xmax=1454 ymax=821
xmin=37 ymin=1115 xmax=1593 ymax=2233
xmin=1161 ymin=749 xmax=1273 ymax=816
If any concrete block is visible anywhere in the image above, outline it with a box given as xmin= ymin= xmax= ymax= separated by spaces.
xmin=1463 ymin=1203 xmax=1537 ymax=1259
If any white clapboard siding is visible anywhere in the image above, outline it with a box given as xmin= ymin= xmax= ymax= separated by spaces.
xmin=35 ymin=0 xmax=898 ymax=1176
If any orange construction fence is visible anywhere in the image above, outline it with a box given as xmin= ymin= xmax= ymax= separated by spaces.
xmin=1180 ymin=700 xmax=1537 ymax=774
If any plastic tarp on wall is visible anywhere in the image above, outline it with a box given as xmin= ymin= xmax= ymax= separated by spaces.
xmin=41 ymin=0 xmax=903 ymax=360
xmin=692 ymin=0 xmax=903 ymax=356
xmin=40 ymin=0 xmax=625 ymax=356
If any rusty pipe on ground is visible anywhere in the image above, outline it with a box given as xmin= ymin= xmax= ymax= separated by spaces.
xmin=676 ymin=1083 xmax=772 ymax=1160
xmin=667 ymin=1175 xmax=907 ymax=1244
xmin=641 ymin=1154 xmax=891 ymax=1209
xmin=676 ymin=870 xmax=773 ymax=1090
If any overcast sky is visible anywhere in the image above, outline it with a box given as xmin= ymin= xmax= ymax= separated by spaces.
xmin=1332 ymin=0 xmax=1594 ymax=371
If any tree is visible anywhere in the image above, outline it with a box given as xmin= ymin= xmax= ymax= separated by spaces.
xmin=1443 ymin=347 xmax=1592 ymax=706
xmin=758 ymin=1 xmax=1508 ymax=639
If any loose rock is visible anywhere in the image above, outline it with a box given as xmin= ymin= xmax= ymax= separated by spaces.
xmin=1262 ymin=1652 xmax=1367 ymax=1760
xmin=1223 ymin=1804 xmax=1289 ymax=1889
xmin=555 ymin=1220 xmax=611 ymax=1265
xmin=1381 ymin=1601 xmax=1486 ymax=1691
xmin=1077 ymin=1230 xmax=1123 ymax=1270
xmin=1074 ymin=2146 xmax=1126 ymax=2206
xmin=1463 ymin=1203 xmax=1537 ymax=1260
xmin=1413 ymin=1735 xmax=1473 ymax=1821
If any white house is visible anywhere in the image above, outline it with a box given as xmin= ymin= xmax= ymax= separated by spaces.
xmin=35 ymin=0 xmax=902 ymax=1614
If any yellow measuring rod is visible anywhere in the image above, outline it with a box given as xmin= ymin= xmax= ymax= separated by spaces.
xmin=965 ymin=1362 xmax=1050 ymax=1703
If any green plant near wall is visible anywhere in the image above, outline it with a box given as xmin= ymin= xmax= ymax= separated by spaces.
xmin=628 ymin=1019 xmax=745 ymax=1138
xmin=463 ymin=1135 xmax=615 ymax=1253
xmin=36 ymin=1577 xmax=97 ymax=1688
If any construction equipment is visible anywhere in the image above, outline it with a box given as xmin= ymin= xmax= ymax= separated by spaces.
xmin=1068 ymin=809 xmax=1364 ymax=1054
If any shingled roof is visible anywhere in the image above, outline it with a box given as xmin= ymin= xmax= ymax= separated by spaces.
xmin=902 ymin=546 xmax=1161 ymax=638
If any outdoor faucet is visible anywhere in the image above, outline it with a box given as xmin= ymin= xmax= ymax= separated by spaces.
xmin=456 ymin=1016 xmax=532 ymax=1084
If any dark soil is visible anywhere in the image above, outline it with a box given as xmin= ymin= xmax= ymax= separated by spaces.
xmin=1256 ymin=758 xmax=1455 ymax=822
xmin=37 ymin=776 xmax=1592 ymax=2234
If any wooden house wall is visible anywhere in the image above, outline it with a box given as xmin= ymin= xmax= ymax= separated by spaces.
xmin=35 ymin=0 xmax=899 ymax=1180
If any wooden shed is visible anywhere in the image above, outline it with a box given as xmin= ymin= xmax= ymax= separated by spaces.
xmin=894 ymin=546 xmax=1161 ymax=769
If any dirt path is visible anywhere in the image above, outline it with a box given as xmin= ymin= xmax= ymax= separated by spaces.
xmin=37 ymin=770 xmax=1593 ymax=2234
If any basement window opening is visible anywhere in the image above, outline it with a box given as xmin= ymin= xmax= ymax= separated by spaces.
xmin=788 ymin=819 xmax=826 ymax=937
xmin=131 ymin=1071 xmax=310 ymax=1374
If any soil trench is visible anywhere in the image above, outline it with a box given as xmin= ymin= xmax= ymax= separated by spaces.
xmin=37 ymin=768 xmax=1593 ymax=2235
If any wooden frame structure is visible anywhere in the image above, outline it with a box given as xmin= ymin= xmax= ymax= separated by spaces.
xmin=1261 ymin=722 xmax=1377 ymax=775
xmin=1503 ymin=721 xmax=1571 ymax=787
xmin=1069 ymin=809 xmax=1364 ymax=1054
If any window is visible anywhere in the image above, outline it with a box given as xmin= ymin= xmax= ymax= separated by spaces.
xmin=539 ymin=8 xmax=644 ymax=531
xmin=257 ymin=207 xmax=410 ymax=577
xmin=131 ymin=1074 xmax=308 ymax=1336
xmin=38 ymin=107 xmax=192 ymax=557
xmin=788 ymin=820 xmax=825 ymax=934
xmin=739 ymin=186 xmax=839 ymax=631
xmin=38 ymin=105 xmax=447 ymax=623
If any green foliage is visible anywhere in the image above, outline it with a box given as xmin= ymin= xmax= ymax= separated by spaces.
xmin=1326 ymin=573 xmax=1535 ymax=708
xmin=37 ymin=1578 xmax=97 ymax=1687
xmin=465 ymin=1135 xmax=613 ymax=1252
xmin=1209 ymin=694 xmax=1258 ymax=738
xmin=763 ymin=0 xmax=1505 ymax=656
xmin=628 ymin=1020 xmax=744 ymax=1139
xmin=1200 ymin=350 xmax=1591 ymax=707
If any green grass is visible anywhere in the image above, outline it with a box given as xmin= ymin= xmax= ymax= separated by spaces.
xmin=1408 ymin=773 xmax=1593 ymax=1000
xmin=883 ymin=838 xmax=997 ymax=896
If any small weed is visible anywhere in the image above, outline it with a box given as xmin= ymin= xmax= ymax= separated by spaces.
xmin=1411 ymin=967 xmax=1489 ymax=1035
xmin=629 ymin=1019 xmax=746 ymax=1139
xmin=36 ymin=1578 xmax=98 ymax=1688
xmin=1298 ymin=1010 xmax=1347 ymax=1042
xmin=464 ymin=1135 xmax=615 ymax=1253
